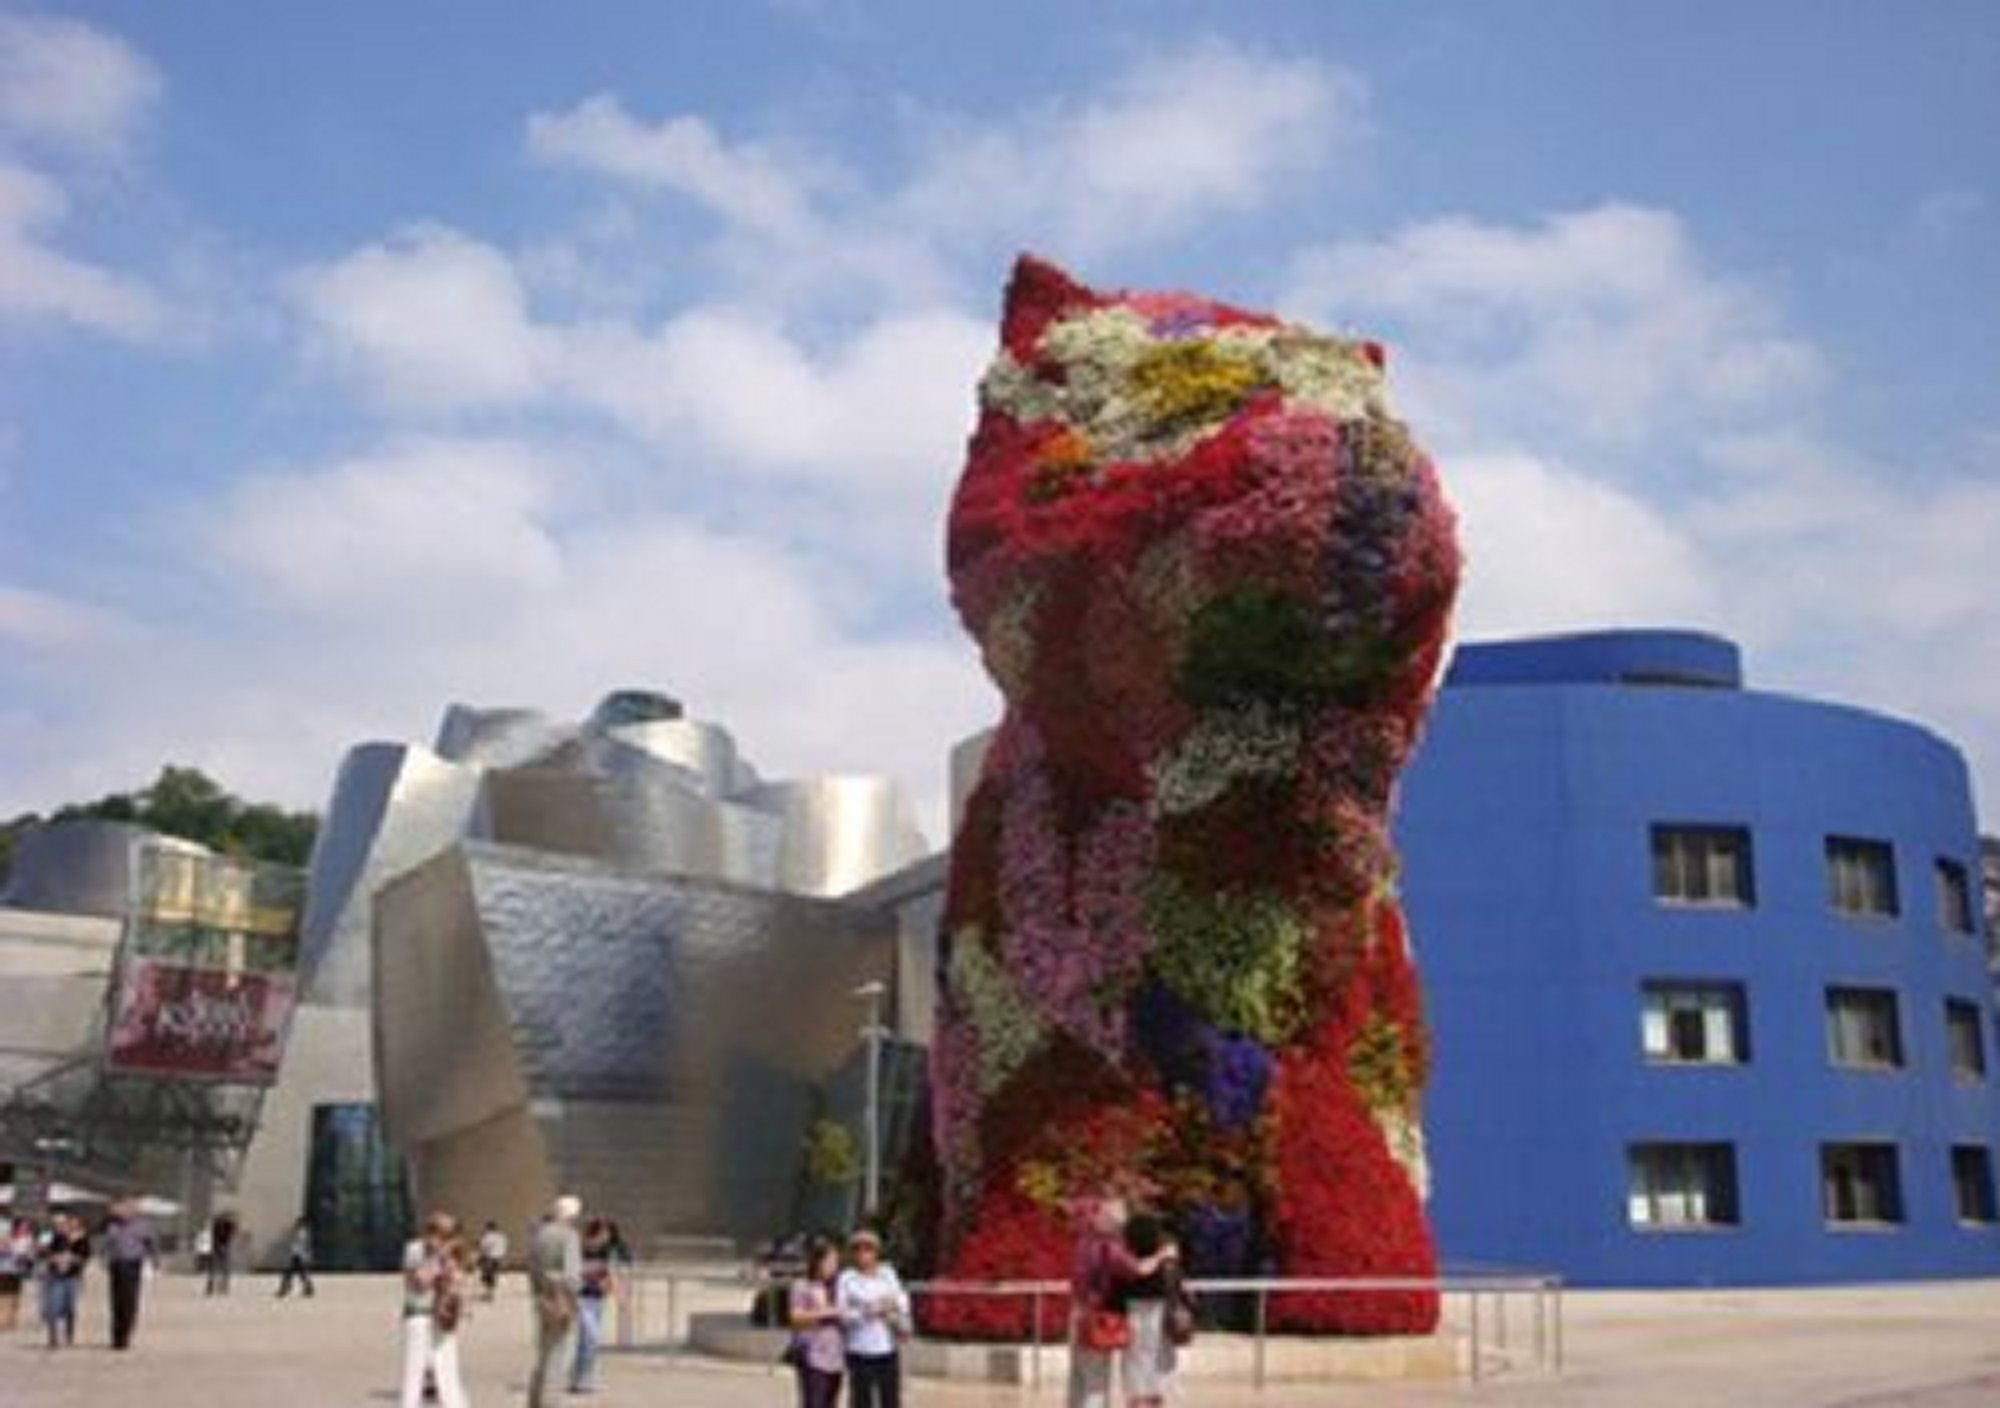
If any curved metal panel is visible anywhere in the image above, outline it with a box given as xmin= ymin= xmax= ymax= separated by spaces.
xmin=740 ymin=777 xmax=929 ymax=897
xmin=0 ymin=821 xmax=201 ymax=918
xmin=433 ymin=704 xmax=564 ymax=767
xmin=599 ymin=720 xmax=747 ymax=799
xmin=474 ymin=764 xmax=786 ymax=886
xmin=300 ymin=744 xmax=481 ymax=1009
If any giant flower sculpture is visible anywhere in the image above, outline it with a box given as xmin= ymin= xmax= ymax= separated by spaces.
xmin=923 ymin=255 xmax=1461 ymax=1337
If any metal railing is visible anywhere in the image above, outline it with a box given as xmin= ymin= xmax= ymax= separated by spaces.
xmin=607 ymin=1264 xmax=1562 ymax=1390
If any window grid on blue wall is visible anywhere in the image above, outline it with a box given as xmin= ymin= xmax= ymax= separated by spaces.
xmin=1651 ymin=825 xmax=1755 ymax=907
xmin=1627 ymin=1143 xmax=1740 ymax=1230
xmin=1822 ymin=1143 xmax=1905 ymax=1225
xmin=1827 ymin=837 xmax=1900 ymax=919
xmin=1639 ymin=981 xmax=1750 ymax=1064
xmin=1946 ymin=999 xmax=1987 ymax=1081
xmin=1952 ymin=1147 xmax=1997 ymax=1224
xmin=1936 ymin=859 xmax=1976 ymax=936
xmin=1826 ymin=987 xmax=1904 ymax=1070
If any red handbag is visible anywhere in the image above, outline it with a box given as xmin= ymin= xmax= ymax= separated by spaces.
xmin=1081 ymin=1308 xmax=1131 ymax=1351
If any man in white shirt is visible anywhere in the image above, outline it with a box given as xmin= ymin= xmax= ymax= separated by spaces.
xmin=835 ymin=1229 xmax=910 ymax=1408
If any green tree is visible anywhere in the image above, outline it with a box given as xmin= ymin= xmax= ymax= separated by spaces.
xmin=0 ymin=767 xmax=319 ymax=887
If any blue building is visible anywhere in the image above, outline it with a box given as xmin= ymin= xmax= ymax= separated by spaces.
xmin=1400 ymin=629 xmax=2000 ymax=1285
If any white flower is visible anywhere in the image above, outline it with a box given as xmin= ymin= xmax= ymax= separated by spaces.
xmin=1149 ymin=703 xmax=1303 ymax=815
xmin=948 ymin=935 xmax=1045 ymax=1095
xmin=981 ymin=309 xmax=1393 ymax=470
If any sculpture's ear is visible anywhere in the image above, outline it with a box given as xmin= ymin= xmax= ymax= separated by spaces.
xmin=1001 ymin=253 xmax=1099 ymax=359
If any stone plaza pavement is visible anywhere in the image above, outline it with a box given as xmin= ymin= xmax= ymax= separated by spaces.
xmin=5 ymin=1272 xmax=2000 ymax=1406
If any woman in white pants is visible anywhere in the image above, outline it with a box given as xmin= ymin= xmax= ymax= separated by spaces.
xmin=400 ymin=1212 xmax=470 ymax=1408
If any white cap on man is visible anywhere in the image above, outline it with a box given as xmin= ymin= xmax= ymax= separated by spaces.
xmin=553 ymin=1194 xmax=582 ymax=1223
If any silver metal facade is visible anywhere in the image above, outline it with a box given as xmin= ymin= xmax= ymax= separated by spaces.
xmin=373 ymin=843 xmax=910 ymax=1246
xmin=302 ymin=693 xmax=928 ymax=1011
xmin=299 ymin=689 xmax=937 ymax=1245
xmin=0 ymin=820 xmax=204 ymax=919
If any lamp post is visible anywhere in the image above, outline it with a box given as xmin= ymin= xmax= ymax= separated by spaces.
xmin=852 ymin=981 xmax=889 ymax=1217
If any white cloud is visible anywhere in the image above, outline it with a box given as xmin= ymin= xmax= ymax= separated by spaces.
xmin=291 ymin=226 xmax=543 ymax=411
xmin=895 ymin=38 xmax=1363 ymax=256
xmin=0 ymin=12 xmax=160 ymax=157
xmin=523 ymin=38 xmax=1360 ymax=291
xmin=202 ymin=438 xmax=569 ymax=617
xmin=0 ymin=159 xmax=166 ymax=336
xmin=1446 ymin=452 xmax=1722 ymax=638
xmin=289 ymin=223 xmax=991 ymax=513
xmin=527 ymin=94 xmax=822 ymax=240
xmin=0 ymin=582 xmax=125 ymax=652
xmin=0 ymin=16 xmax=171 ymax=340
xmin=1286 ymin=204 xmax=1821 ymax=447
xmin=553 ymin=304 xmax=990 ymax=486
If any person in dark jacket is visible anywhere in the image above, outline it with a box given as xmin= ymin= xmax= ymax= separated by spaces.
xmin=99 ymin=1198 xmax=157 ymax=1350
xmin=277 ymin=1216 xmax=316 ymax=1298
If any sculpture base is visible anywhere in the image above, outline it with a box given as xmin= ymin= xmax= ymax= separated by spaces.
xmin=686 ymin=1314 xmax=1459 ymax=1385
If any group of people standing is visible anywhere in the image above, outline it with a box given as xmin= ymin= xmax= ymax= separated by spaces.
xmin=1067 ymin=1197 xmax=1193 ymax=1408
xmin=0 ymin=1201 xmax=160 ymax=1351
xmin=396 ymin=1193 xmax=628 ymax=1408
xmin=786 ymin=1227 xmax=912 ymax=1408
xmin=782 ymin=1201 xmax=1191 ymax=1408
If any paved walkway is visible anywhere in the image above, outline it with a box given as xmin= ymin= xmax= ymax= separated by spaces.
xmin=5 ymin=1272 xmax=2000 ymax=1405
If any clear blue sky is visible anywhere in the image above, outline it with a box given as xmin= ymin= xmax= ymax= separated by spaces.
xmin=2 ymin=1 xmax=1996 ymax=834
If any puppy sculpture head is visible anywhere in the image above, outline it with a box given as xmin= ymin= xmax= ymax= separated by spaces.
xmin=946 ymin=255 xmax=1459 ymax=790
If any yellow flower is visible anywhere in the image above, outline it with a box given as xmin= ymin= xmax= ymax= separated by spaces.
xmin=1128 ymin=340 xmax=1268 ymax=436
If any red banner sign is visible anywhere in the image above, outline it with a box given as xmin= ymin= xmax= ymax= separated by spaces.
xmin=104 ymin=960 xmax=297 ymax=1082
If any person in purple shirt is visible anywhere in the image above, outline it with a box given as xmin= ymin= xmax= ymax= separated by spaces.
xmin=99 ymin=1198 xmax=157 ymax=1350
xmin=786 ymin=1236 xmax=847 ymax=1408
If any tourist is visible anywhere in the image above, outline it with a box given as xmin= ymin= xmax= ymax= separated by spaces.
xmin=786 ymin=1235 xmax=845 ymax=1408
xmin=526 ymin=1195 xmax=583 ymax=1408
xmin=0 ymin=1216 xmax=33 ymax=1332
xmin=836 ymin=1229 xmax=909 ymax=1408
xmin=1064 ymin=1196 xmax=1175 ymax=1408
xmin=206 ymin=1211 xmax=238 ymax=1296
xmin=192 ymin=1222 xmax=213 ymax=1288
xmin=1112 ymin=1211 xmax=1184 ymax=1408
xmin=1065 ymin=1197 xmax=1128 ymax=1408
xmin=475 ymin=1221 xmax=507 ymax=1302
xmin=472 ymin=1216 xmax=508 ymax=1304
xmin=399 ymin=1212 xmax=469 ymax=1408
xmin=604 ymin=1218 xmax=634 ymax=1338
xmin=38 ymin=1212 xmax=87 ymax=1348
xmin=277 ymin=1216 xmax=316 ymax=1297
xmin=569 ymin=1217 xmax=615 ymax=1393
xmin=100 ymin=1197 xmax=157 ymax=1350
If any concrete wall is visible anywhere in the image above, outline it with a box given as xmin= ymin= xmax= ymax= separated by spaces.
xmin=1400 ymin=630 xmax=2000 ymax=1284
xmin=225 ymin=1005 xmax=373 ymax=1267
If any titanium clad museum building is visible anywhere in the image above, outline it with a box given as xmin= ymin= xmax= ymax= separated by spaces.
xmin=1401 ymin=630 xmax=2000 ymax=1284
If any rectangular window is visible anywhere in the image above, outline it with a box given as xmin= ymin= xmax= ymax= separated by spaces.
xmin=1826 ymin=987 xmax=1904 ymax=1070
xmin=1652 ymin=825 xmax=1755 ymax=907
xmin=1822 ymin=1143 xmax=1904 ymax=1225
xmin=1936 ymin=859 xmax=1976 ymax=935
xmin=1952 ymin=1146 xmax=1997 ymax=1224
xmin=1627 ymin=1143 xmax=1740 ymax=1229
xmin=1640 ymin=982 xmax=1750 ymax=1064
xmin=1946 ymin=999 xmax=1987 ymax=1081
xmin=1827 ymin=837 xmax=1899 ymax=918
